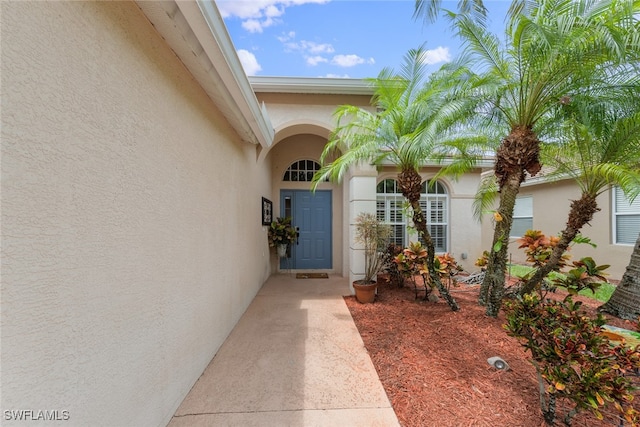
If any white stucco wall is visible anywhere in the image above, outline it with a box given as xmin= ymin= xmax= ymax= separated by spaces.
xmin=1 ymin=2 xmax=271 ymax=426
xmin=446 ymin=172 xmax=487 ymax=272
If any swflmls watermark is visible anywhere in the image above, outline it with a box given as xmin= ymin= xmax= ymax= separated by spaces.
xmin=4 ymin=409 xmax=70 ymax=421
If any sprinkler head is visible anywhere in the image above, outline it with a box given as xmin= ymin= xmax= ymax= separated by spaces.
xmin=487 ymin=356 xmax=509 ymax=371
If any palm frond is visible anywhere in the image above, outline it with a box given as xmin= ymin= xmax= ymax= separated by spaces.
xmin=413 ymin=0 xmax=487 ymax=25
xmin=472 ymin=174 xmax=499 ymax=222
xmin=313 ymin=44 xmax=492 ymax=191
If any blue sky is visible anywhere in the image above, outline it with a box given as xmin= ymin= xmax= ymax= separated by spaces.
xmin=216 ymin=0 xmax=511 ymax=79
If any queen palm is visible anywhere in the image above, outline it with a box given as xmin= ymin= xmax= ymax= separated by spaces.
xmin=312 ymin=48 xmax=485 ymax=312
xmin=450 ymin=0 xmax=639 ymax=316
xmin=519 ymin=98 xmax=640 ymax=294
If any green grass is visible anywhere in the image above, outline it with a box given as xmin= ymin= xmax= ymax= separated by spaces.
xmin=506 ymin=264 xmax=534 ymax=279
xmin=578 ymin=282 xmax=615 ymax=303
xmin=506 ymin=264 xmax=615 ymax=303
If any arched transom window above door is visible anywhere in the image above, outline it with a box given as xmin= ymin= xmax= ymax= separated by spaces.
xmin=376 ymin=178 xmax=449 ymax=252
xmin=283 ymin=160 xmax=322 ymax=182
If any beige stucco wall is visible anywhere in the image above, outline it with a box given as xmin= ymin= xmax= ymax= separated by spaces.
xmin=1 ymin=2 xmax=271 ymax=426
xmin=480 ymin=179 xmax=633 ymax=279
xmin=256 ymin=93 xmax=372 ymax=135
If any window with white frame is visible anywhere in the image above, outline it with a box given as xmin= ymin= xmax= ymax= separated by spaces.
xmin=283 ymin=159 xmax=322 ymax=182
xmin=376 ymin=178 xmax=448 ymax=251
xmin=376 ymin=179 xmax=405 ymax=246
xmin=511 ymin=196 xmax=533 ymax=238
xmin=613 ymin=187 xmax=640 ymax=245
xmin=419 ymin=180 xmax=448 ymax=252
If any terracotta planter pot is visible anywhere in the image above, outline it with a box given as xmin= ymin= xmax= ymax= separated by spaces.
xmin=353 ymin=281 xmax=377 ymax=304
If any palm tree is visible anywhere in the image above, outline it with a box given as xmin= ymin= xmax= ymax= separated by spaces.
xmin=600 ymin=233 xmax=640 ymax=320
xmin=450 ymin=0 xmax=639 ymax=316
xmin=312 ymin=48 xmax=485 ymax=312
xmin=519 ymin=98 xmax=640 ymax=294
xmin=413 ymin=0 xmax=488 ymax=25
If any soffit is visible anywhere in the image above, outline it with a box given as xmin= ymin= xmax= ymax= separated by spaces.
xmin=136 ymin=1 xmax=273 ymax=148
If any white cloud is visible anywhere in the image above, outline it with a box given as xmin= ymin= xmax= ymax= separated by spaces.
xmin=216 ymin=1 xmax=275 ymax=19
xmin=331 ymin=54 xmax=374 ymax=68
xmin=277 ymin=31 xmax=296 ymax=42
xmin=306 ymin=56 xmax=328 ymax=66
xmin=301 ymin=41 xmax=334 ymax=54
xmin=264 ymin=4 xmax=284 ymax=18
xmin=281 ymin=37 xmax=334 ymax=55
xmin=217 ymin=0 xmax=329 ymax=33
xmin=420 ymin=46 xmax=451 ymax=65
xmin=324 ymin=73 xmax=351 ymax=78
xmin=331 ymin=54 xmax=362 ymax=67
xmin=237 ymin=49 xmax=262 ymax=76
xmin=242 ymin=19 xmax=266 ymax=33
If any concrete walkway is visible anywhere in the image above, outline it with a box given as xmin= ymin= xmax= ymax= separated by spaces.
xmin=168 ymin=274 xmax=400 ymax=427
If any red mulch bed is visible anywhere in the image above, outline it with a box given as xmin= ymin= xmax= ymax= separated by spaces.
xmin=345 ymin=277 xmax=639 ymax=427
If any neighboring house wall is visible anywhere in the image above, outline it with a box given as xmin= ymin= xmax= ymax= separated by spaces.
xmin=1 ymin=2 xmax=271 ymax=426
xmin=481 ymin=179 xmax=634 ymax=279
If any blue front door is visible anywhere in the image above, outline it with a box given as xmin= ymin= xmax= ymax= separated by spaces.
xmin=281 ymin=190 xmax=332 ymax=269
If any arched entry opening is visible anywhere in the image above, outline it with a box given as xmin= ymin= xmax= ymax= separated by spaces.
xmin=267 ymin=127 xmax=342 ymax=274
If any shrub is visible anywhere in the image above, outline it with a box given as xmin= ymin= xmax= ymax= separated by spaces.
xmin=393 ymin=242 xmax=463 ymax=299
xmin=394 ymin=241 xmax=431 ymax=300
xmin=504 ymin=294 xmax=640 ymax=426
xmin=382 ymin=243 xmax=404 ymax=287
xmin=354 ymin=213 xmax=392 ymax=283
xmin=517 ymin=229 xmax=571 ymax=270
xmin=435 ymin=253 xmax=464 ymax=291
xmin=268 ymin=217 xmax=298 ymax=247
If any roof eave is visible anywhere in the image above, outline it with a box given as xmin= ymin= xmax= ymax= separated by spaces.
xmin=249 ymin=76 xmax=375 ymax=96
xmin=136 ymin=0 xmax=274 ymax=148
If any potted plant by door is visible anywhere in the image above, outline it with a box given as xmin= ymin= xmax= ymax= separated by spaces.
xmin=353 ymin=212 xmax=392 ymax=303
xmin=268 ymin=217 xmax=298 ymax=257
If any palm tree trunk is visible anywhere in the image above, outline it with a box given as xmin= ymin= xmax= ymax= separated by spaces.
xmin=408 ymin=199 xmax=459 ymax=311
xmin=480 ymin=126 xmax=540 ymax=317
xmin=600 ymin=233 xmax=640 ymax=320
xmin=479 ymin=170 xmax=522 ymax=317
xmin=398 ymin=169 xmax=459 ymax=311
xmin=520 ymin=193 xmax=599 ymax=295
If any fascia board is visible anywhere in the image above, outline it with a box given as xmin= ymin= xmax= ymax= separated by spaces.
xmin=191 ymin=1 xmax=273 ymax=147
xmin=250 ymin=76 xmax=375 ymax=96
xmin=480 ymin=170 xmax=573 ymax=186
xmin=378 ymin=158 xmax=495 ymax=169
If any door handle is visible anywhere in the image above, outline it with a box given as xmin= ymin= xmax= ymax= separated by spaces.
xmin=296 ymin=227 xmax=300 ymax=245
